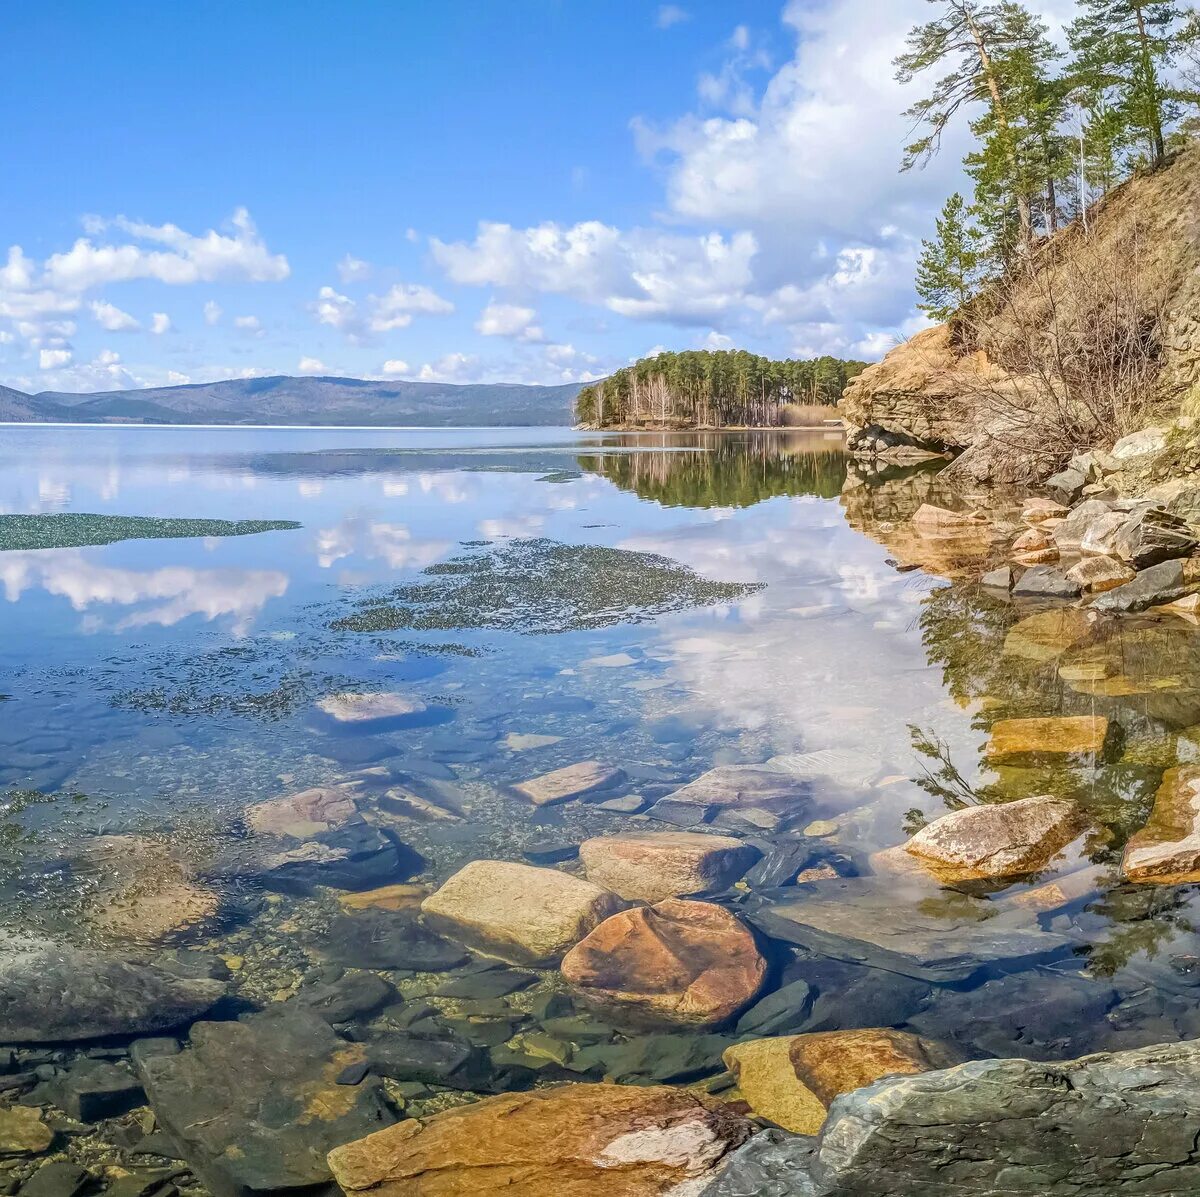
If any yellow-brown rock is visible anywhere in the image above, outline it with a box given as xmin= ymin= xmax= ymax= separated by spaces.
xmin=560 ymin=898 xmax=766 ymax=1028
xmin=722 ymin=1029 xmax=958 ymax=1134
xmin=247 ymin=786 xmax=358 ymax=839
xmin=338 ymin=883 xmax=428 ymax=912
xmin=578 ymin=831 xmax=759 ymax=902
xmin=81 ymin=835 xmax=220 ymax=945
xmin=911 ymin=504 xmax=988 ymax=535
xmin=1011 ymin=526 xmax=1058 ymax=564
xmin=1066 ymin=556 xmax=1136 ymax=594
xmin=902 ymin=794 xmax=1087 ymax=882
xmin=421 ymin=860 xmax=623 ymax=966
xmin=1124 ymin=766 xmax=1200 ymax=883
xmin=1022 ymin=498 xmax=1068 ymax=525
xmin=513 ymin=761 xmax=625 ymax=806
xmin=985 ymin=716 xmax=1110 ymax=764
xmin=326 ymin=1082 xmax=753 ymax=1196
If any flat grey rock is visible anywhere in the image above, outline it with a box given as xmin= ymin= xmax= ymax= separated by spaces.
xmin=647 ymin=766 xmax=812 ymax=832
xmin=0 ymin=936 xmax=224 ymax=1044
xmin=1011 ymin=564 xmax=1080 ymax=599
xmin=1091 ymin=558 xmax=1193 ymax=613
xmin=744 ymin=881 xmax=1072 ymax=982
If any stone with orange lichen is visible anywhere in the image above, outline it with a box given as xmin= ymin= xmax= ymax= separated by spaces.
xmin=723 ymin=1029 xmax=959 ymax=1133
xmin=327 ymin=1082 xmax=752 ymax=1196
xmin=561 ymin=898 xmax=766 ymax=1028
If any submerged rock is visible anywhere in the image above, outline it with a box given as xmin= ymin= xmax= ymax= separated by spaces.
xmin=245 ymin=785 xmax=359 ymax=838
xmin=1123 ymin=765 xmax=1200 ymax=884
xmin=421 ymin=860 xmax=623 ymax=966
xmin=723 ymin=1029 xmax=959 ymax=1134
xmin=0 ymin=1105 xmax=52 ymax=1155
xmin=316 ymin=908 xmax=469 ymax=972
xmin=902 ymin=794 xmax=1087 ymax=882
xmin=561 ymin=899 xmax=766 ymax=1028
xmin=139 ymin=1006 xmax=394 ymax=1197
xmin=984 ymin=715 xmax=1110 ymax=764
xmin=745 ymin=880 xmax=1070 ymax=982
xmin=647 ymin=766 xmax=812 ymax=833
xmin=702 ymin=1039 xmax=1200 ymax=1197
xmin=579 ymin=831 xmax=759 ymax=902
xmin=1001 ymin=607 xmax=1093 ymax=662
xmin=0 ymin=936 xmax=224 ymax=1043
xmin=513 ymin=761 xmax=626 ymax=806
xmin=316 ymin=691 xmax=427 ymax=724
xmin=910 ymin=504 xmax=986 ymax=533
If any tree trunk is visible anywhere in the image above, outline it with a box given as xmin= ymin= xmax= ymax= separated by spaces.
xmin=964 ymin=5 xmax=1033 ymax=247
xmin=1133 ymin=4 xmax=1166 ymax=165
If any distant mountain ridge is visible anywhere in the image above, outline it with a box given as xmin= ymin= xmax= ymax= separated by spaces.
xmin=0 ymin=374 xmax=585 ymax=427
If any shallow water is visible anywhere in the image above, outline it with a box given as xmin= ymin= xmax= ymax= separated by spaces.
xmin=4 ymin=424 xmax=1200 ymax=1186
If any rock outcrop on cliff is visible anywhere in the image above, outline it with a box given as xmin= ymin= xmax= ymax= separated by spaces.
xmin=841 ymin=141 xmax=1200 ymax=485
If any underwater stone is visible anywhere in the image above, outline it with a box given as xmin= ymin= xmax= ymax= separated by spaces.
xmin=421 ymin=860 xmax=624 ymax=966
xmin=579 ymin=831 xmax=759 ymax=902
xmin=316 ymin=691 xmax=427 ymax=724
xmin=138 ymin=1006 xmax=395 ymax=1197
xmin=0 ymin=936 xmax=224 ymax=1043
xmin=561 ymin=899 xmax=766 ymax=1029
xmin=315 ymin=909 xmax=469 ymax=972
xmin=647 ymin=766 xmax=813 ymax=831
xmin=513 ymin=761 xmax=626 ymax=806
xmin=984 ymin=716 xmax=1110 ymax=764
xmin=745 ymin=880 xmax=1071 ymax=983
xmin=0 ymin=1105 xmax=52 ymax=1155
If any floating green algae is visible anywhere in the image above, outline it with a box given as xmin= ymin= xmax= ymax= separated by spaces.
xmin=0 ymin=513 xmax=301 ymax=552
xmin=331 ymin=537 xmax=764 ymax=635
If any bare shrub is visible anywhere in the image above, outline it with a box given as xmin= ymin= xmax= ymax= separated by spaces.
xmin=951 ymin=219 xmax=1179 ymax=476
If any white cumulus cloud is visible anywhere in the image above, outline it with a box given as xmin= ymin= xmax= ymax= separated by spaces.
xmin=89 ymin=300 xmax=140 ymax=332
xmin=298 ymin=356 xmax=327 ymax=374
xmin=150 ymin=312 xmax=171 ymax=335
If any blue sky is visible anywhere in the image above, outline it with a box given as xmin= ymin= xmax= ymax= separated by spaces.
xmin=1 ymin=0 xmax=1070 ymax=394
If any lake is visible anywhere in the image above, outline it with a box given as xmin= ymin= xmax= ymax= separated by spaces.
xmin=2 ymin=424 xmax=1200 ymax=1189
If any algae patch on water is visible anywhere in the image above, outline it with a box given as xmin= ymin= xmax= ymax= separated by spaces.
xmin=0 ymin=513 xmax=301 ymax=552
xmin=332 ymin=537 xmax=763 ymax=634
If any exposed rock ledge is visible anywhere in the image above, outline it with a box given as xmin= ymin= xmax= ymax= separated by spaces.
xmin=701 ymin=1038 xmax=1200 ymax=1196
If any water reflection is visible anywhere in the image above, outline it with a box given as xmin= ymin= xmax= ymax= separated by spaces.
xmin=7 ymin=425 xmax=1200 ymax=1183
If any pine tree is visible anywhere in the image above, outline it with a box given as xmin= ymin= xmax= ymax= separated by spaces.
xmin=1068 ymin=0 xmax=1196 ymax=166
xmin=895 ymin=1 xmax=1038 ymax=246
xmin=915 ymin=194 xmax=987 ymax=320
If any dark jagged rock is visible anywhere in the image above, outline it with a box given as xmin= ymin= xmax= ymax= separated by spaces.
xmin=296 ymin=971 xmax=399 ymax=1023
xmin=1010 ymin=564 xmax=1080 ymax=599
xmin=570 ymin=1032 xmax=735 ymax=1084
xmin=18 ymin=1161 xmax=92 ymax=1197
xmin=0 ymin=936 xmax=224 ymax=1043
xmin=1111 ymin=506 xmax=1198 ymax=568
xmin=137 ymin=1006 xmax=394 ymax=1197
xmin=1091 ymin=558 xmax=1196 ymax=613
xmin=735 ymin=979 xmax=815 ymax=1037
xmin=702 ymin=1039 xmax=1200 ymax=1196
xmin=314 ymin=910 xmax=469 ymax=972
xmin=365 ymin=1030 xmax=491 ymax=1090
xmin=47 ymin=1059 xmax=144 ymax=1121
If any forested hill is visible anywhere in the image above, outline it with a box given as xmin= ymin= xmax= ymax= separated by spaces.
xmin=574 ymin=350 xmax=868 ymax=429
xmin=0 ymin=375 xmax=584 ymax=427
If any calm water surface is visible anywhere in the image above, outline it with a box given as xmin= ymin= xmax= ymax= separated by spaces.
xmin=3 ymin=424 xmax=1200 ymax=1095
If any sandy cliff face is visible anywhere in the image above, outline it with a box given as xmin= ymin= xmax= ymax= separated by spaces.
xmin=841 ymin=142 xmax=1200 ymax=485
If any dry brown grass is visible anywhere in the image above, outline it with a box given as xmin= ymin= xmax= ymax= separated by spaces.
xmin=779 ymin=402 xmax=841 ymax=427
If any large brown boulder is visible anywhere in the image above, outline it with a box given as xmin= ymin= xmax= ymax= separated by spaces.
xmin=327 ymin=1082 xmax=753 ymax=1196
xmin=421 ymin=860 xmax=623 ymax=966
xmin=902 ymin=794 xmax=1088 ymax=882
xmin=1123 ymin=766 xmax=1200 ymax=883
xmin=723 ymin=1029 xmax=960 ymax=1134
xmin=579 ymin=831 xmax=759 ymax=902
xmin=561 ymin=898 xmax=766 ymax=1028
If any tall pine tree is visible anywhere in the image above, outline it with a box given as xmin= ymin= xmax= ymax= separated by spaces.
xmin=915 ymin=193 xmax=987 ymax=320
xmin=1068 ymin=0 xmax=1196 ymax=166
